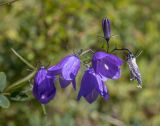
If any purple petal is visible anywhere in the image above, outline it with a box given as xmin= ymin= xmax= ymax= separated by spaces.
xmin=59 ymin=76 xmax=76 ymax=90
xmin=112 ymin=68 xmax=121 ymax=80
xmin=95 ymin=58 xmax=119 ymax=78
xmin=47 ymin=55 xmax=75 ymax=77
xmin=103 ymin=93 xmax=109 ymax=101
xmin=100 ymin=60 xmax=120 ymax=78
xmin=92 ymin=52 xmax=123 ymax=66
xmin=105 ymin=54 xmax=123 ymax=66
xmin=71 ymin=78 xmax=76 ymax=90
xmin=77 ymin=68 xmax=98 ymax=102
xmin=47 ymin=65 xmax=61 ymax=77
xmin=61 ymin=55 xmax=80 ymax=80
xmin=34 ymin=67 xmax=47 ymax=85
xmin=94 ymin=74 xmax=109 ymax=100
xmin=92 ymin=52 xmax=122 ymax=79
xmin=85 ymin=89 xmax=99 ymax=104
xmin=77 ymin=68 xmax=108 ymax=103
xmin=59 ymin=77 xmax=71 ymax=88
xmin=33 ymin=68 xmax=56 ymax=104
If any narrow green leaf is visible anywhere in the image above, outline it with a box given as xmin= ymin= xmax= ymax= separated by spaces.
xmin=5 ymin=71 xmax=36 ymax=92
xmin=0 ymin=95 xmax=10 ymax=108
xmin=11 ymin=48 xmax=35 ymax=70
xmin=0 ymin=72 xmax=7 ymax=92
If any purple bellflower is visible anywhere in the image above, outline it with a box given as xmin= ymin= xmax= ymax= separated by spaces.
xmin=47 ymin=55 xmax=80 ymax=90
xmin=102 ymin=18 xmax=111 ymax=42
xmin=33 ymin=67 xmax=56 ymax=104
xmin=77 ymin=68 xmax=109 ymax=104
xmin=92 ymin=51 xmax=123 ymax=81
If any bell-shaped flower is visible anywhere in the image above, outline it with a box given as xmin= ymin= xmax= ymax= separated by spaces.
xmin=102 ymin=18 xmax=111 ymax=42
xmin=33 ymin=67 xmax=56 ymax=104
xmin=92 ymin=51 xmax=123 ymax=81
xmin=47 ymin=55 xmax=80 ymax=90
xmin=77 ymin=68 xmax=109 ymax=104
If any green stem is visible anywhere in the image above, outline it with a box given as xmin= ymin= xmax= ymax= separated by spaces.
xmin=80 ymin=49 xmax=94 ymax=56
xmin=11 ymin=48 xmax=35 ymax=70
xmin=41 ymin=104 xmax=47 ymax=115
xmin=5 ymin=71 xmax=36 ymax=93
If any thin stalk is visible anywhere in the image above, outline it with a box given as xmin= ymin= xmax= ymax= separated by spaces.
xmin=80 ymin=49 xmax=94 ymax=56
xmin=107 ymin=42 xmax=109 ymax=53
xmin=41 ymin=104 xmax=47 ymax=115
xmin=11 ymin=48 xmax=35 ymax=70
xmin=5 ymin=71 xmax=36 ymax=92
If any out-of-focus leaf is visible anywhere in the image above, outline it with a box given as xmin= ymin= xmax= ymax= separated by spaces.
xmin=0 ymin=95 xmax=10 ymax=108
xmin=10 ymin=91 xmax=29 ymax=101
xmin=0 ymin=72 xmax=7 ymax=92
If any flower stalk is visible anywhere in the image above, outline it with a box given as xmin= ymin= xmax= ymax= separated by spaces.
xmin=5 ymin=71 xmax=36 ymax=93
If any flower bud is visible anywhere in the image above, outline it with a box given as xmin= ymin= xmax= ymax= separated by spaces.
xmin=102 ymin=18 xmax=111 ymax=42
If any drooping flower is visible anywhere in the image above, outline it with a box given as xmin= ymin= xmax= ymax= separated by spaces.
xmin=47 ymin=55 xmax=80 ymax=90
xmin=102 ymin=18 xmax=111 ymax=42
xmin=33 ymin=67 xmax=56 ymax=104
xmin=92 ymin=51 xmax=123 ymax=81
xmin=77 ymin=68 xmax=109 ymax=104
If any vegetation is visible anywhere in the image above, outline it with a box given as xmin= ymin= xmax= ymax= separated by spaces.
xmin=0 ymin=0 xmax=160 ymax=125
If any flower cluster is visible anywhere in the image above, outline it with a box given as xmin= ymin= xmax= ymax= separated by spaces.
xmin=32 ymin=18 xmax=123 ymax=104
xmin=33 ymin=55 xmax=80 ymax=104
xmin=77 ymin=52 xmax=122 ymax=103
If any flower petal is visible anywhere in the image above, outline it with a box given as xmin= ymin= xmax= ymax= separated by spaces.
xmin=33 ymin=69 xmax=56 ymax=104
xmin=34 ymin=67 xmax=47 ymax=85
xmin=92 ymin=52 xmax=122 ymax=79
xmin=104 ymin=53 xmax=123 ymax=66
xmin=78 ymin=68 xmax=107 ymax=103
xmin=97 ymin=59 xmax=119 ymax=79
xmin=47 ymin=65 xmax=61 ymax=77
xmin=71 ymin=78 xmax=76 ymax=90
xmin=112 ymin=68 xmax=121 ymax=80
xmin=94 ymin=74 xmax=109 ymax=100
xmin=84 ymin=89 xmax=99 ymax=104
xmin=92 ymin=51 xmax=123 ymax=66
xmin=61 ymin=55 xmax=80 ymax=80
xmin=77 ymin=68 xmax=97 ymax=101
xmin=59 ymin=77 xmax=71 ymax=88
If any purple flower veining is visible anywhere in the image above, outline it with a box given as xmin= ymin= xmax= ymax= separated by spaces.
xmin=48 ymin=55 xmax=80 ymax=90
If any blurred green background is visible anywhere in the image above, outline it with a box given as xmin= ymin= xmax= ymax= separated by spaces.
xmin=0 ymin=0 xmax=160 ymax=126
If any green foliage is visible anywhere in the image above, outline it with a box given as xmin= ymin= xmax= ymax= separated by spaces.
xmin=0 ymin=72 xmax=7 ymax=92
xmin=0 ymin=0 xmax=160 ymax=126
xmin=0 ymin=95 xmax=10 ymax=108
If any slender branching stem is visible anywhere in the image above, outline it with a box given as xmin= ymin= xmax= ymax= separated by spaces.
xmin=5 ymin=71 xmax=36 ymax=93
xmin=80 ymin=49 xmax=95 ymax=56
xmin=111 ymin=48 xmax=132 ymax=54
xmin=11 ymin=48 xmax=36 ymax=70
